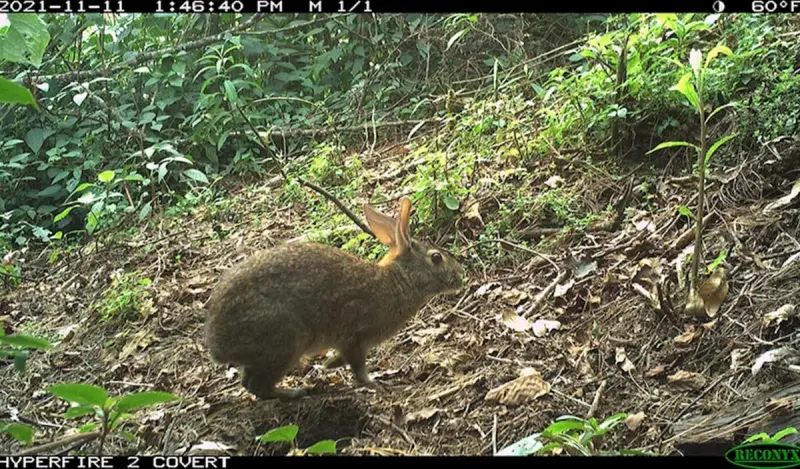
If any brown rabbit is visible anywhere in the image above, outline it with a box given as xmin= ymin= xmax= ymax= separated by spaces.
xmin=204 ymin=197 xmax=464 ymax=400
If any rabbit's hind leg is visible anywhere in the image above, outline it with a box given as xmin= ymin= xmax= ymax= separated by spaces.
xmin=241 ymin=353 xmax=308 ymax=400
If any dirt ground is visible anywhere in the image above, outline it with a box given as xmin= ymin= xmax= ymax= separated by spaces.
xmin=3 ymin=137 xmax=800 ymax=456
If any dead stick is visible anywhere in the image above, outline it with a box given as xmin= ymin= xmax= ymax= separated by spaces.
xmin=522 ymin=270 xmax=570 ymax=319
xmin=16 ymin=431 xmax=101 ymax=455
xmin=670 ymin=212 xmax=717 ymax=252
xmin=233 ymin=104 xmax=376 ymax=239
xmin=586 ymin=380 xmax=607 ymax=419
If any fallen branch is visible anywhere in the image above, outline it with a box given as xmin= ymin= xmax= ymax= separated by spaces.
xmin=522 ymin=270 xmax=570 ymax=319
xmin=586 ymin=379 xmax=607 ymax=419
xmin=16 ymin=431 xmax=101 ymax=455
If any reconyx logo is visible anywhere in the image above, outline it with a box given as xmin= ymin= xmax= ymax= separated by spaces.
xmin=726 ymin=432 xmax=800 ymax=469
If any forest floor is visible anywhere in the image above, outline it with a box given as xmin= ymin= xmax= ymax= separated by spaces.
xmin=3 ymin=134 xmax=800 ymax=456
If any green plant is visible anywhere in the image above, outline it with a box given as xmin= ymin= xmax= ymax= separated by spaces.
xmin=744 ymin=427 xmax=798 ymax=444
xmin=646 ymin=44 xmax=735 ymax=312
xmin=0 ymin=327 xmax=52 ymax=372
xmin=0 ymin=422 xmax=35 ymax=445
xmin=47 ymin=382 xmax=179 ymax=454
xmin=257 ymin=424 xmax=338 ymax=456
xmin=495 ymin=413 xmax=645 ymax=456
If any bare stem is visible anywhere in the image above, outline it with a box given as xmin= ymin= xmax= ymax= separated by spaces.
xmin=690 ymin=74 xmax=707 ymax=291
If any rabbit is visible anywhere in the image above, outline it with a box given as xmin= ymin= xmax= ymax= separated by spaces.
xmin=204 ymin=197 xmax=465 ymax=400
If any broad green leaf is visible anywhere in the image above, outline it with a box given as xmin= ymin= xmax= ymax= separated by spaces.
xmin=223 ymin=80 xmax=238 ymax=104
xmin=97 ymin=170 xmax=115 ymax=183
xmin=678 ymin=205 xmax=694 ymax=218
xmin=0 ymin=77 xmax=36 ymax=106
xmin=304 ymin=440 xmax=337 ymax=455
xmin=0 ymin=14 xmax=50 ymax=67
xmin=541 ymin=419 xmax=588 ymax=436
xmin=258 ymin=424 xmax=298 ymax=443
xmin=65 ymin=405 xmax=96 ymax=419
xmin=705 ymin=134 xmax=737 ymax=164
xmin=182 ymin=169 xmax=209 ymax=184
xmin=47 ymin=383 xmax=108 ymax=408
xmin=646 ymin=140 xmax=700 ymax=155
xmin=0 ymin=334 xmax=51 ymax=349
xmin=115 ymin=391 xmax=179 ymax=413
xmin=53 ymin=206 xmax=74 ymax=223
xmin=79 ymin=422 xmax=98 ymax=433
xmin=671 ymin=72 xmax=699 ymax=111
xmin=2 ymin=423 xmax=34 ymax=444
xmin=24 ymin=128 xmax=54 ymax=154
xmin=13 ymin=352 xmax=28 ymax=372
xmin=442 ymin=195 xmax=459 ymax=211
xmin=705 ymin=44 xmax=733 ymax=68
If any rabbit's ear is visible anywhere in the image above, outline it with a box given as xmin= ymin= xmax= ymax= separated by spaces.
xmin=394 ymin=197 xmax=412 ymax=253
xmin=364 ymin=204 xmax=397 ymax=247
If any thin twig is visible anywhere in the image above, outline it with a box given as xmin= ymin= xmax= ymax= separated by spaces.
xmin=16 ymin=431 xmax=101 ymax=455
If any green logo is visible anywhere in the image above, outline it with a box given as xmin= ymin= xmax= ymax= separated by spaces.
xmin=725 ymin=442 xmax=800 ymax=469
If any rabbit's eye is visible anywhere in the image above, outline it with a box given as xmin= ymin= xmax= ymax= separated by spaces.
xmin=431 ymin=252 xmax=443 ymax=264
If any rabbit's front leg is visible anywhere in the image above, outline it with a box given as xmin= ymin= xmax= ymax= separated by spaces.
xmin=340 ymin=341 xmax=383 ymax=391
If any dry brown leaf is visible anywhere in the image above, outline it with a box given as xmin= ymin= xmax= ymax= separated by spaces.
xmin=625 ymin=412 xmax=646 ymax=431
xmin=545 ymin=175 xmax=564 ymax=188
xmin=667 ymin=370 xmax=706 ymax=391
xmin=485 ymin=369 xmax=550 ymax=406
xmin=499 ymin=288 xmax=529 ymax=306
xmin=673 ymin=327 xmax=699 ymax=347
xmin=553 ymin=279 xmax=575 ymax=298
xmin=119 ymin=329 xmax=157 ymax=360
xmin=687 ymin=268 xmax=728 ymax=318
xmin=615 ymin=347 xmax=636 ymax=372
xmin=764 ymin=178 xmax=800 ymax=212
xmin=475 ymin=282 xmax=501 ymax=297
xmin=645 ymin=365 xmax=666 ymax=378
xmin=411 ymin=324 xmax=450 ymax=346
xmin=532 ymin=319 xmax=561 ymax=337
xmin=405 ymin=408 xmax=440 ymax=424
xmin=461 ymin=195 xmax=484 ymax=228
xmin=763 ymin=304 xmax=797 ymax=327
xmin=500 ymin=309 xmax=532 ymax=332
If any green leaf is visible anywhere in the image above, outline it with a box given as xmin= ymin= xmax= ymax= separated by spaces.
xmin=671 ymin=72 xmax=699 ymax=111
xmin=13 ymin=352 xmax=28 ymax=372
xmin=442 ymin=195 xmax=459 ymax=211
xmin=706 ymin=101 xmax=738 ymax=124
xmin=773 ymin=427 xmax=798 ymax=442
xmin=304 ymin=440 xmax=337 ymax=455
xmin=258 ymin=424 xmax=298 ymax=443
xmin=0 ymin=76 xmax=36 ymax=106
xmin=25 ymin=128 xmax=54 ymax=154
xmin=65 ymin=405 xmax=97 ymax=419
xmin=0 ymin=334 xmax=52 ymax=350
xmin=646 ymin=140 xmax=700 ymax=155
xmin=0 ymin=14 xmax=50 ymax=67
xmin=54 ymin=206 xmax=74 ymax=223
xmin=705 ymin=133 xmax=737 ymax=164
xmin=2 ymin=423 xmax=34 ymax=444
xmin=118 ymin=430 xmax=138 ymax=443
xmin=678 ymin=205 xmax=694 ymax=218
xmin=542 ymin=419 xmax=588 ymax=436
xmin=115 ymin=391 xmax=179 ymax=413
xmin=223 ymin=80 xmax=238 ymax=104
xmin=182 ymin=169 xmax=209 ymax=184
xmin=47 ymin=383 xmax=108 ymax=408
xmin=97 ymin=170 xmax=116 ymax=183
xmin=704 ymin=44 xmax=733 ymax=68
xmin=79 ymin=422 xmax=98 ymax=433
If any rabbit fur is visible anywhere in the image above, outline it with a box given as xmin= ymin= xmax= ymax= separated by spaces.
xmin=204 ymin=197 xmax=464 ymax=400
